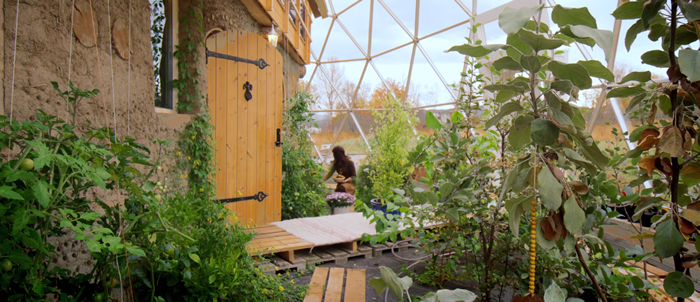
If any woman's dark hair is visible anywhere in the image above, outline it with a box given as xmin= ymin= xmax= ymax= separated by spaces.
xmin=332 ymin=146 xmax=355 ymax=177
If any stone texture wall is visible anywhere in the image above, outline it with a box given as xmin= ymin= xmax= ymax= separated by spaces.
xmin=2 ymin=0 xmax=304 ymax=288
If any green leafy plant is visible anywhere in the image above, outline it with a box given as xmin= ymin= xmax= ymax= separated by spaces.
xmin=612 ymin=0 xmax=700 ymax=299
xmin=364 ymin=96 xmax=418 ymax=202
xmin=281 ymin=92 xmax=327 ymax=219
xmin=369 ymin=266 xmax=477 ymax=302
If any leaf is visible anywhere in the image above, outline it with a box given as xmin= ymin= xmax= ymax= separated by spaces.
xmin=619 ymin=71 xmax=652 ymax=84
xmin=496 ymin=90 xmax=517 ymax=103
xmin=189 ymin=253 xmax=201 ymax=264
xmin=625 ymin=19 xmax=645 ymax=51
xmin=563 ymin=197 xmax=585 ymax=234
xmin=641 ymin=50 xmax=671 ymax=68
xmin=680 ymin=0 xmax=700 ymax=22
xmin=518 ymin=30 xmax=566 ymax=52
xmin=544 ymin=281 xmax=566 ymax=302
xmin=566 ymin=25 xmax=614 ymax=63
xmin=126 ymin=246 xmax=146 ymax=257
xmin=32 ymin=181 xmax=50 ymax=208
xmin=630 ymin=125 xmax=658 ymax=142
xmin=531 ymin=119 xmax=560 ymax=146
xmin=447 ymin=44 xmax=505 ymax=57
xmin=577 ymin=60 xmax=614 ymax=82
xmin=493 ymin=57 xmax=523 ymax=71
xmin=569 ymin=181 xmax=589 ymax=195
xmin=538 ymin=168 xmax=564 ymax=211
xmin=551 ymin=5 xmax=597 ymax=28
xmin=508 ymin=195 xmax=534 ymax=235
xmin=369 ymin=266 xmax=408 ymax=299
xmin=509 ymin=124 xmax=531 ymax=150
xmin=0 ymin=186 xmax=24 ymax=200
xmin=12 ymin=208 xmax=29 ymax=235
xmin=548 ymin=61 xmax=592 ymax=89
xmin=507 ymin=34 xmax=534 ymax=60
xmin=498 ymin=5 xmax=542 ymax=35
xmin=550 ymin=108 xmax=573 ymax=127
xmin=682 ymin=209 xmax=700 ymax=226
xmin=654 ymin=219 xmax=684 ymax=258
xmin=642 ymin=0 xmax=665 ymax=29
xmin=577 ymin=138 xmax=609 ymax=170
xmin=664 ymin=272 xmax=695 ymax=298
xmin=484 ymin=84 xmax=524 ymax=93
xmin=485 ymin=102 xmax=523 ymax=129
xmin=563 ymin=148 xmax=596 ymax=175
xmin=607 ymin=86 xmax=646 ymax=99
xmin=451 ymin=111 xmax=464 ymax=123
xmin=612 ymin=1 xmax=645 ymax=19
xmin=658 ymin=126 xmax=685 ymax=158
xmin=626 ymin=93 xmax=647 ymax=112
xmin=637 ymin=129 xmax=661 ymax=150
xmin=551 ymin=80 xmax=573 ymax=95
xmin=679 ymin=48 xmax=700 ymax=82
xmin=638 ymin=157 xmax=656 ymax=177
xmin=423 ymin=289 xmax=478 ymax=302
xmin=520 ymin=55 xmax=542 ymax=73
xmin=425 ymin=111 xmax=441 ymax=130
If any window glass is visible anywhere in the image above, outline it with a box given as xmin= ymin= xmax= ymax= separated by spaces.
xmin=151 ymin=0 xmax=174 ymax=109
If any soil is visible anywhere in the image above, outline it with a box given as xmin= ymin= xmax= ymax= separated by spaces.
xmin=294 ymin=246 xmax=517 ymax=302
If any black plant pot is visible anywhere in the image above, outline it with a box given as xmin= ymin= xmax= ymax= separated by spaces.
xmin=370 ymin=198 xmax=400 ymax=220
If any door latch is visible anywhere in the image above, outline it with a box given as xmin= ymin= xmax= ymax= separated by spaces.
xmin=275 ymin=128 xmax=283 ymax=147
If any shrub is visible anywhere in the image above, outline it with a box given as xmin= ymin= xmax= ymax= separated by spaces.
xmin=0 ymin=83 xmax=306 ymax=301
xmin=281 ymin=93 xmax=328 ymax=219
xmin=365 ymin=96 xmax=417 ymax=201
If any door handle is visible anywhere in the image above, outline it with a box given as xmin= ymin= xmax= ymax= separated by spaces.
xmin=275 ymin=128 xmax=283 ymax=147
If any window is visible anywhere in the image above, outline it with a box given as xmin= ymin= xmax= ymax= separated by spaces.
xmin=151 ymin=0 xmax=174 ymax=109
xmin=289 ymin=6 xmax=297 ymax=25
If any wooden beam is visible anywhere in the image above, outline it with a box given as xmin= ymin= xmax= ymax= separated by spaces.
xmin=240 ymin=0 xmax=272 ymax=26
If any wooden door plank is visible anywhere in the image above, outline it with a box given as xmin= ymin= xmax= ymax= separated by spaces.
xmin=265 ymin=36 xmax=276 ymax=224
xmin=303 ymin=267 xmax=329 ymax=302
xmin=225 ymin=30 xmax=240 ymax=222
xmin=205 ymin=34 xmax=217 ymax=199
xmin=274 ymin=50 xmax=284 ymax=222
xmin=236 ymin=30 xmax=250 ymax=226
xmin=344 ymin=269 xmax=366 ymax=302
xmin=257 ymin=36 xmax=268 ymax=224
xmin=246 ymin=31 xmax=259 ymax=226
xmin=215 ymin=32 xmax=228 ymax=210
xmin=324 ymin=268 xmax=345 ymax=302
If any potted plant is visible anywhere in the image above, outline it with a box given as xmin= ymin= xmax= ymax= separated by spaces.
xmin=325 ymin=192 xmax=356 ymax=215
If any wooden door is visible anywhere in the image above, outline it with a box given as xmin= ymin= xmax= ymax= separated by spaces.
xmin=205 ymin=29 xmax=283 ymax=226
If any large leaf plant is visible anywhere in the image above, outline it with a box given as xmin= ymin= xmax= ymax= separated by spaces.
xmin=449 ymin=4 xmax=619 ymax=301
xmin=613 ymin=0 xmax=700 ymax=300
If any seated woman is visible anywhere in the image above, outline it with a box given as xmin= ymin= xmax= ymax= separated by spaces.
xmin=322 ymin=146 xmax=356 ymax=195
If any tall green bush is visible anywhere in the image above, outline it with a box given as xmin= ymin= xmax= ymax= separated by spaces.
xmin=281 ymin=92 xmax=327 ymax=219
xmin=365 ymin=96 xmax=417 ymax=201
xmin=0 ymin=83 xmax=306 ymax=301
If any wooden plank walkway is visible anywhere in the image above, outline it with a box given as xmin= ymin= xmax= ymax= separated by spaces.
xmin=245 ymin=224 xmax=313 ymax=263
xmin=303 ymin=267 xmax=366 ymax=302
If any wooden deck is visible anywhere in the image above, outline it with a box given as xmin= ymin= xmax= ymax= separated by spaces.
xmin=245 ymin=224 xmax=313 ymax=263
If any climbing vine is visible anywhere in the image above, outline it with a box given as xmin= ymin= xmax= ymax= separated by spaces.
xmin=173 ymin=0 xmax=205 ymax=113
xmin=172 ymin=0 xmax=215 ymax=195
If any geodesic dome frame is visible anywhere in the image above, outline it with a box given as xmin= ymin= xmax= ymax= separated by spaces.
xmin=304 ymin=0 xmax=640 ymax=163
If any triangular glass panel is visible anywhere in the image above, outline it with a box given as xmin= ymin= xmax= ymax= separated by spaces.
xmin=417 ymin=0 xmax=470 ymax=38
xmin=370 ymin=0 xmax=413 ymax=56
xmin=335 ymin=0 xmax=371 ymax=52
xmin=378 ymin=0 xmax=418 ymax=39
xmin=320 ymin=19 xmax=367 ymax=61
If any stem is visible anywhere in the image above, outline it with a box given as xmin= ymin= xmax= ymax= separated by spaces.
xmin=575 ymin=243 xmax=608 ymax=302
xmin=668 ymin=3 xmax=686 ymax=302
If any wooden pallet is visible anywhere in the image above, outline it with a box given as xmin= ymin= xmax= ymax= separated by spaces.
xmin=304 ymin=267 xmax=366 ymax=302
xmin=246 ymin=224 xmax=313 ymax=263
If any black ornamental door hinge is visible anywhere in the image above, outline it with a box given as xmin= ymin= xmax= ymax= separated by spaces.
xmin=217 ymin=191 xmax=268 ymax=204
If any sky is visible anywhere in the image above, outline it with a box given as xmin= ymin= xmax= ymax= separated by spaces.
xmin=302 ymin=0 xmax=673 ymax=109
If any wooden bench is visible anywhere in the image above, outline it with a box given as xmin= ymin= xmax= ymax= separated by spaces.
xmin=304 ymin=267 xmax=366 ymax=302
